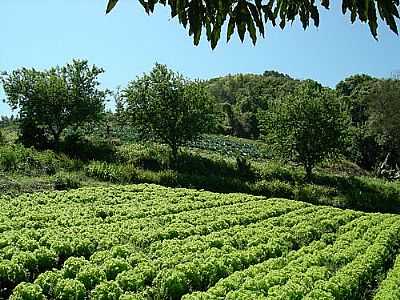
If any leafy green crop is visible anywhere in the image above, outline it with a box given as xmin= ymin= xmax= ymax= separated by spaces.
xmin=1 ymin=184 xmax=400 ymax=299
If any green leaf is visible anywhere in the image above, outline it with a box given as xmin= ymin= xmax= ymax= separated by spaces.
xmin=106 ymin=0 xmax=119 ymax=14
xmin=227 ymin=17 xmax=236 ymax=42
xmin=321 ymin=0 xmax=330 ymax=9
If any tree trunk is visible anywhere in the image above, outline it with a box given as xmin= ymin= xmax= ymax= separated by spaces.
xmin=170 ymin=144 xmax=179 ymax=170
xmin=304 ymin=163 xmax=313 ymax=182
xmin=53 ymin=131 xmax=61 ymax=151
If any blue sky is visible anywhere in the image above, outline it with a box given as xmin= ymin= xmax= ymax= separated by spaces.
xmin=1 ymin=1 xmax=399 ymax=116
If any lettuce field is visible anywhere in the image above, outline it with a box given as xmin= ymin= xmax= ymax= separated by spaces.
xmin=1 ymin=184 xmax=400 ymax=299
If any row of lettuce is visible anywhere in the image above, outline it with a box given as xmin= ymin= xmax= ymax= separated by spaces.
xmin=1 ymin=185 xmax=400 ymax=299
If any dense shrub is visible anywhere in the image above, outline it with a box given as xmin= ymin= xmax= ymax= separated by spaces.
xmin=0 ymin=144 xmax=76 ymax=175
xmin=85 ymin=162 xmax=137 ymax=183
xmin=61 ymin=132 xmax=117 ymax=162
xmin=252 ymin=180 xmax=294 ymax=198
xmin=117 ymin=143 xmax=168 ymax=170
xmin=53 ymin=173 xmax=81 ymax=190
xmin=0 ymin=146 xmax=18 ymax=171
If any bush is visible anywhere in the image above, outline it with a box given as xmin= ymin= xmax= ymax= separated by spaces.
xmin=9 ymin=283 xmax=45 ymax=300
xmin=295 ymin=184 xmax=337 ymax=206
xmin=0 ymin=146 xmax=18 ymax=171
xmin=117 ymin=143 xmax=168 ymax=170
xmin=85 ymin=162 xmax=137 ymax=183
xmin=252 ymin=180 xmax=294 ymax=198
xmin=255 ymin=162 xmax=300 ymax=183
xmin=61 ymin=133 xmax=117 ymax=162
xmin=236 ymin=156 xmax=254 ymax=180
xmin=176 ymin=152 xmax=236 ymax=178
xmin=53 ymin=173 xmax=81 ymax=190
xmin=0 ymin=144 xmax=76 ymax=175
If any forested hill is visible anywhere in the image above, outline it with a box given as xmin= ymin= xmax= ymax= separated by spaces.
xmin=205 ymin=71 xmax=302 ymax=139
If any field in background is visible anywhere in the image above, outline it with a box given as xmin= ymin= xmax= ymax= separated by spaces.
xmin=1 ymin=131 xmax=400 ymax=214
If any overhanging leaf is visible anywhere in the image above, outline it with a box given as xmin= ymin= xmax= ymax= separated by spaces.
xmin=106 ymin=0 xmax=119 ymax=14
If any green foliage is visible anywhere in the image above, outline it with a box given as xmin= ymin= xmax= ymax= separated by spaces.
xmin=85 ymin=162 xmax=137 ymax=183
xmin=1 ymin=59 xmax=107 ymax=149
xmin=34 ymin=271 xmax=63 ymax=297
xmin=9 ymin=283 xmax=45 ymax=300
xmin=117 ymin=143 xmax=168 ymax=171
xmin=106 ymin=1 xmax=400 ymax=48
xmin=53 ymin=173 xmax=81 ymax=191
xmin=260 ymin=81 xmax=349 ymax=179
xmin=54 ymin=279 xmax=86 ymax=300
xmin=336 ymin=75 xmax=377 ymax=122
xmin=373 ymin=255 xmax=400 ymax=300
xmin=63 ymin=257 xmax=89 ymax=279
xmin=1 ymin=184 xmax=400 ymax=298
xmin=368 ymin=80 xmax=400 ymax=165
xmin=123 ymin=64 xmax=216 ymax=163
xmin=0 ymin=144 xmax=76 ymax=175
xmin=188 ymin=134 xmax=271 ymax=160
xmin=90 ymin=281 xmax=123 ymax=300
xmin=336 ymin=74 xmax=381 ymax=169
xmin=103 ymin=258 xmax=131 ymax=280
xmin=0 ymin=145 xmax=19 ymax=171
xmin=235 ymin=156 xmax=254 ymax=180
xmin=116 ymin=270 xmax=146 ymax=292
xmin=34 ymin=248 xmax=57 ymax=272
xmin=206 ymin=72 xmax=300 ymax=138
xmin=61 ymin=131 xmax=117 ymax=162
xmin=77 ymin=266 xmax=106 ymax=290
xmin=0 ymin=129 xmax=5 ymax=145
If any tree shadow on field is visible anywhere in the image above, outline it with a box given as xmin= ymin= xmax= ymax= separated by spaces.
xmin=312 ymin=173 xmax=400 ymax=213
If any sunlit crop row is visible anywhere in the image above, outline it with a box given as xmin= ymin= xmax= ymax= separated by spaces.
xmin=1 ymin=184 xmax=400 ymax=299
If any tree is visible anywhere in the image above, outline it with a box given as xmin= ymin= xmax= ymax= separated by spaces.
xmin=106 ymin=0 xmax=400 ymax=49
xmin=259 ymin=81 xmax=349 ymax=180
xmin=1 ymin=60 xmax=107 ymax=149
xmin=206 ymin=72 xmax=300 ymax=138
xmin=123 ymin=64 xmax=216 ymax=164
xmin=367 ymin=79 xmax=400 ymax=167
xmin=336 ymin=74 xmax=381 ymax=169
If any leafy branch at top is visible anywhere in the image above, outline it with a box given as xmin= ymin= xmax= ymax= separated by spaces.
xmin=106 ymin=0 xmax=399 ymax=49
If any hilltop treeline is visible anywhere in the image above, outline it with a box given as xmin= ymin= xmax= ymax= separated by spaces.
xmin=205 ymin=72 xmax=399 ymax=173
xmin=1 ymin=61 xmax=399 ymax=176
